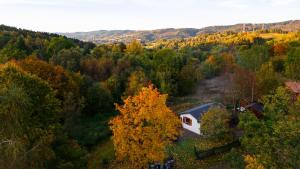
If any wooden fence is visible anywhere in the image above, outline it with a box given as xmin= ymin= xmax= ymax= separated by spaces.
xmin=194 ymin=140 xmax=240 ymax=160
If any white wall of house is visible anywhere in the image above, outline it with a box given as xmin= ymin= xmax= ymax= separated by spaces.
xmin=180 ymin=114 xmax=201 ymax=135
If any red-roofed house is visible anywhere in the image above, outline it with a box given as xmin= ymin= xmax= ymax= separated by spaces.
xmin=285 ymin=81 xmax=300 ymax=101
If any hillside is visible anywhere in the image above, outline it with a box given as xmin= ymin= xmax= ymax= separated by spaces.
xmin=1 ymin=22 xmax=300 ymax=169
xmin=0 ymin=24 xmax=96 ymax=50
xmin=60 ymin=20 xmax=300 ymax=43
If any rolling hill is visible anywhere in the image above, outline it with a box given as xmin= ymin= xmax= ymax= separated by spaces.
xmin=60 ymin=20 xmax=300 ymax=44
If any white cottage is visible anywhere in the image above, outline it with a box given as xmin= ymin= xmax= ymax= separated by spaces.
xmin=180 ymin=103 xmax=224 ymax=135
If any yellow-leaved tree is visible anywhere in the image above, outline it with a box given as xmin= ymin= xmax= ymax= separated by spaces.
xmin=244 ymin=155 xmax=265 ymax=169
xmin=110 ymin=85 xmax=181 ymax=168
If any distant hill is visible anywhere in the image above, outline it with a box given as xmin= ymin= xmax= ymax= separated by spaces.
xmin=60 ymin=20 xmax=300 ymax=44
xmin=60 ymin=28 xmax=199 ymax=44
xmin=0 ymin=24 xmax=96 ymax=49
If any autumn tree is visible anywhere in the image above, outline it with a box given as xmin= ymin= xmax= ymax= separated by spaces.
xmin=200 ymin=107 xmax=233 ymax=144
xmin=101 ymin=75 xmax=123 ymax=102
xmin=0 ymin=63 xmax=60 ymax=169
xmin=18 ymin=56 xmax=79 ymax=98
xmin=110 ymin=85 xmax=181 ymax=168
xmin=271 ymin=55 xmax=286 ymax=73
xmin=17 ymin=56 xmax=85 ymax=142
xmin=177 ymin=59 xmax=202 ymax=95
xmin=221 ymin=52 xmax=235 ymax=72
xmin=237 ymin=45 xmax=270 ymax=72
xmin=239 ymin=87 xmax=300 ymax=169
xmin=272 ymin=43 xmax=287 ymax=56
xmin=152 ymin=48 xmax=179 ymax=95
xmin=97 ymin=57 xmax=114 ymax=81
xmin=80 ymin=57 xmax=101 ymax=81
xmin=80 ymin=57 xmax=114 ymax=81
xmin=231 ymin=67 xmax=258 ymax=103
xmin=47 ymin=36 xmax=74 ymax=56
xmin=91 ymin=45 xmax=109 ymax=58
xmin=244 ymin=155 xmax=265 ymax=169
xmin=125 ymin=40 xmax=143 ymax=55
xmin=123 ymin=70 xmax=149 ymax=97
xmin=0 ymin=41 xmax=26 ymax=63
xmin=50 ymin=47 xmax=83 ymax=72
xmin=201 ymin=55 xmax=221 ymax=78
xmin=111 ymin=42 xmax=126 ymax=60
xmin=285 ymin=46 xmax=300 ymax=80
xmin=83 ymin=83 xmax=113 ymax=116
xmin=256 ymin=62 xmax=281 ymax=96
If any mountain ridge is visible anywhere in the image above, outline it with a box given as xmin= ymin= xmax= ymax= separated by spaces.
xmin=60 ymin=20 xmax=300 ymax=44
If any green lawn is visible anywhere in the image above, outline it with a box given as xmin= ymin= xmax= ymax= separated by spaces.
xmin=168 ymin=138 xmax=231 ymax=169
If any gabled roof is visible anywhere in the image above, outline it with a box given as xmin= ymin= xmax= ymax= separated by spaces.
xmin=180 ymin=103 xmax=222 ymax=120
xmin=285 ymin=81 xmax=300 ymax=93
xmin=244 ymin=102 xmax=264 ymax=113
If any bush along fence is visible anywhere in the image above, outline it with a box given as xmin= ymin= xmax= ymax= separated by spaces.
xmin=148 ymin=157 xmax=175 ymax=169
xmin=194 ymin=140 xmax=240 ymax=160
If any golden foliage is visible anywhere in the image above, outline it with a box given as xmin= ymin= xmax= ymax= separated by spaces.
xmin=18 ymin=56 xmax=79 ymax=97
xmin=205 ymin=55 xmax=217 ymax=66
xmin=110 ymin=85 xmax=181 ymax=168
xmin=125 ymin=40 xmax=143 ymax=55
xmin=124 ymin=70 xmax=149 ymax=97
xmin=221 ymin=52 xmax=236 ymax=72
xmin=244 ymin=155 xmax=265 ymax=169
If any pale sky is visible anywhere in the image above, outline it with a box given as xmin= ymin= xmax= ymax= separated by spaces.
xmin=0 ymin=0 xmax=300 ymax=32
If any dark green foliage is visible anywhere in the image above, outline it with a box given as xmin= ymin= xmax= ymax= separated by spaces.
xmin=256 ymin=62 xmax=281 ymax=96
xmin=67 ymin=114 xmax=114 ymax=146
xmin=83 ymin=83 xmax=113 ymax=116
xmin=238 ymin=45 xmax=270 ymax=71
xmin=103 ymin=75 xmax=123 ymax=102
xmin=200 ymin=107 xmax=233 ymax=143
xmin=150 ymin=48 xmax=182 ymax=95
xmin=225 ymin=148 xmax=245 ymax=169
xmin=47 ymin=133 xmax=88 ymax=169
xmin=0 ymin=44 xmax=26 ymax=62
xmin=272 ymin=56 xmax=285 ymax=73
xmin=0 ymin=33 xmax=11 ymax=48
xmin=239 ymin=87 xmax=300 ymax=169
xmin=0 ymin=64 xmax=60 ymax=169
xmin=51 ymin=47 xmax=83 ymax=72
xmin=177 ymin=59 xmax=202 ymax=95
xmin=285 ymin=46 xmax=300 ymax=80
xmin=1 ymin=24 xmax=300 ymax=169
xmin=47 ymin=37 xmax=75 ymax=56
xmin=0 ymin=25 xmax=93 ymax=61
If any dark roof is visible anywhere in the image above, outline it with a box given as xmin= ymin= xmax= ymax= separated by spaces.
xmin=244 ymin=102 xmax=264 ymax=113
xmin=180 ymin=103 xmax=222 ymax=120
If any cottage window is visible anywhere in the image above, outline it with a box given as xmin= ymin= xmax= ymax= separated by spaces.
xmin=183 ymin=117 xmax=192 ymax=126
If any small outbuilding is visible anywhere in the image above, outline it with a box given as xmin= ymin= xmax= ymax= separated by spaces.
xmin=244 ymin=102 xmax=264 ymax=118
xmin=285 ymin=81 xmax=300 ymax=101
xmin=179 ymin=103 xmax=224 ymax=135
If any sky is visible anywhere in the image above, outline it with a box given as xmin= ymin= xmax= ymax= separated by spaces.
xmin=0 ymin=0 xmax=300 ymax=33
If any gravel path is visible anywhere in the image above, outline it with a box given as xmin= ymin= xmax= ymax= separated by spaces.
xmin=192 ymin=73 xmax=232 ymax=102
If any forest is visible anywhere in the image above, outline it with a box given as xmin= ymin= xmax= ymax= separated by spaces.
xmin=0 ymin=24 xmax=300 ymax=169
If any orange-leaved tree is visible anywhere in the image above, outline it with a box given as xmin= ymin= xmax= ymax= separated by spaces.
xmin=110 ymin=85 xmax=181 ymax=168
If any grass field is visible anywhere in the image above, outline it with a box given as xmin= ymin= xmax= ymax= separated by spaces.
xmin=168 ymin=138 xmax=231 ymax=169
